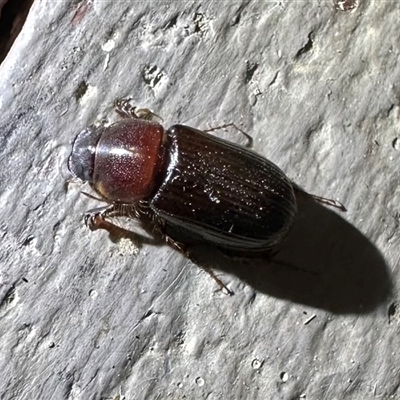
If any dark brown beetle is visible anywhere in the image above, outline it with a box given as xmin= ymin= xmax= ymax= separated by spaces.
xmin=68 ymin=99 xmax=345 ymax=294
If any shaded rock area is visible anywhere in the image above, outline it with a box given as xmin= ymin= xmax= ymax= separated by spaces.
xmin=0 ymin=1 xmax=399 ymax=399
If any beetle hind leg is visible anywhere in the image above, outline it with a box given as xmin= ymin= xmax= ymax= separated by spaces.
xmin=293 ymin=185 xmax=347 ymax=212
xmin=308 ymin=193 xmax=347 ymax=212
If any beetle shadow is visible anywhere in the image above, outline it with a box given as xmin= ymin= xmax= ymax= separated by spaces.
xmin=96 ymin=197 xmax=391 ymax=314
xmin=192 ymin=195 xmax=392 ymax=314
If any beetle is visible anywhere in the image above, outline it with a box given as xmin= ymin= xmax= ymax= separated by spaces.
xmin=68 ymin=99 xmax=345 ymax=294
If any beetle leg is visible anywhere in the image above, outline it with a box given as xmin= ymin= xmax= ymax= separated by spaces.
xmin=114 ymin=98 xmax=162 ymax=122
xmin=84 ymin=203 xmax=148 ymax=242
xmin=204 ymin=123 xmax=253 ymax=148
xmin=293 ymin=185 xmax=347 ymax=212
xmin=200 ymin=265 xmax=235 ymax=296
xmin=84 ymin=204 xmax=118 ymax=231
xmin=114 ymin=98 xmax=137 ymax=118
xmin=85 ymin=213 xmax=116 ymax=232
xmin=84 ymin=203 xmax=144 ymax=230
xmin=309 ymin=194 xmax=347 ymax=212
xmin=83 ymin=211 xmax=153 ymax=246
xmin=164 ymin=236 xmax=234 ymax=295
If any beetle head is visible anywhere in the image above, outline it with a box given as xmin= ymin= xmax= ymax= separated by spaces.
xmin=68 ymin=126 xmax=103 ymax=182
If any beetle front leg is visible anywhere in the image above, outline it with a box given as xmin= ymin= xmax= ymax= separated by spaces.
xmin=164 ymin=236 xmax=234 ymax=296
xmin=84 ymin=203 xmax=136 ymax=231
xmin=114 ymin=98 xmax=161 ymax=121
xmin=84 ymin=202 xmax=143 ymax=230
xmin=84 ymin=204 xmax=117 ymax=231
xmin=83 ymin=205 xmax=154 ymax=245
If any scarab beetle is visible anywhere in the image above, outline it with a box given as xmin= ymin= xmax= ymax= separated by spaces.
xmin=68 ymin=99 xmax=345 ymax=294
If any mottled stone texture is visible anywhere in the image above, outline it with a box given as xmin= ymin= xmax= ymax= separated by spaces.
xmin=0 ymin=1 xmax=399 ymax=399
